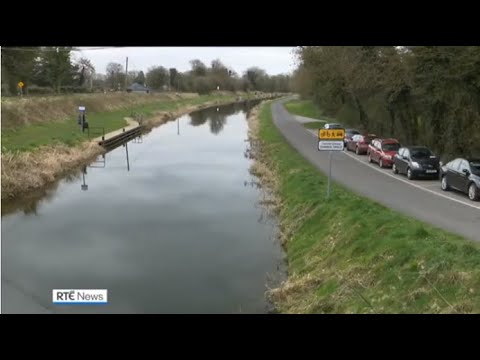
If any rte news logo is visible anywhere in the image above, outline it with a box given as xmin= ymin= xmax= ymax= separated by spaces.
xmin=52 ymin=289 xmax=108 ymax=305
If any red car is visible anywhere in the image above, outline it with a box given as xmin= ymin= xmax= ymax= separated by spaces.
xmin=368 ymin=138 xmax=401 ymax=167
xmin=346 ymin=134 xmax=376 ymax=155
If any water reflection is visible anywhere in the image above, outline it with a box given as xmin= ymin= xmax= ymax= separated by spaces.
xmin=1 ymin=171 xmax=82 ymax=217
xmin=189 ymin=100 xmax=261 ymax=135
xmin=2 ymin=135 xmax=142 ymax=215
xmin=81 ymin=136 xmax=138 ymax=191
xmin=81 ymin=167 xmax=88 ymax=191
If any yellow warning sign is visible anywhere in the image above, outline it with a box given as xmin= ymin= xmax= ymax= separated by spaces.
xmin=18 ymin=81 xmax=24 ymax=88
xmin=319 ymin=128 xmax=345 ymax=140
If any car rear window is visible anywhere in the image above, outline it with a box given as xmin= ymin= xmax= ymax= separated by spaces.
xmin=382 ymin=143 xmax=400 ymax=151
xmin=470 ymin=161 xmax=480 ymax=174
xmin=411 ymin=148 xmax=432 ymax=158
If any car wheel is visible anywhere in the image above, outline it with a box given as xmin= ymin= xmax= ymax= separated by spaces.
xmin=468 ymin=183 xmax=479 ymax=201
xmin=441 ymin=175 xmax=450 ymax=191
xmin=407 ymin=168 xmax=414 ymax=180
xmin=355 ymin=147 xmax=360 ymax=155
xmin=379 ymin=159 xmax=384 ymax=168
xmin=392 ymin=163 xmax=398 ymax=174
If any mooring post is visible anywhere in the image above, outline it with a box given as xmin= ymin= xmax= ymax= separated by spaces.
xmin=125 ymin=142 xmax=130 ymax=171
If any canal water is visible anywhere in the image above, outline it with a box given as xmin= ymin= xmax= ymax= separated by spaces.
xmin=1 ymin=101 xmax=285 ymax=314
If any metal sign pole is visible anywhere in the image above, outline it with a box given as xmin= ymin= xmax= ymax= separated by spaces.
xmin=318 ymin=128 xmax=344 ymax=200
xmin=327 ymin=150 xmax=332 ymax=199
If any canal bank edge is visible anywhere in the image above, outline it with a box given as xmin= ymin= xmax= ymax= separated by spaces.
xmin=250 ymin=100 xmax=480 ymax=314
xmin=1 ymin=93 xmax=280 ymax=201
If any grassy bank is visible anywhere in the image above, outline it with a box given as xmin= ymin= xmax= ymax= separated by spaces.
xmin=284 ymin=99 xmax=331 ymax=121
xmin=303 ymin=121 xmax=326 ymax=130
xmin=2 ymin=91 xmax=276 ymax=199
xmin=253 ymin=102 xmax=480 ymax=314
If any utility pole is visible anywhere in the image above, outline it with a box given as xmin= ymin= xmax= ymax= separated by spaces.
xmin=125 ymin=57 xmax=129 ymax=91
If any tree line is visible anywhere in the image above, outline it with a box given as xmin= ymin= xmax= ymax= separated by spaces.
xmin=1 ymin=47 xmax=291 ymax=96
xmin=293 ymin=46 xmax=480 ymax=160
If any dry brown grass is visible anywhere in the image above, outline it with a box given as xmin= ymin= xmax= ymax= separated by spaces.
xmin=246 ymin=104 xmax=283 ymax=218
xmin=1 ymin=92 xmax=199 ymax=129
xmin=1 ymin=142 xmax=104 ymax=200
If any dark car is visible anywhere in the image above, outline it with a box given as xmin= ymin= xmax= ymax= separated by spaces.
xmin=324 ymin=123 xmax=343 ymax=130
xmin=440 ymin=158 xmax=480 ymax=201
xmin=344 ymin=128 xmax=360 ymax=146
xmin=346 ymin=134 xmax=376 ymax=155
xmin=368 ymin=138 xmax=401 ymax=168
xmin=392 ymin=146 xmax=440 ymax=180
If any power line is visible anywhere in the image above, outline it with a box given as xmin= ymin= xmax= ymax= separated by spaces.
xmin=1 ymin=47 xmax=126 ymax=52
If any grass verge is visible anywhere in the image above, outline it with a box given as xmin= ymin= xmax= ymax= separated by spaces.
xmin=303 ymin=121 xmax=326 ymax=130
xmin=253 ymin=102 xmax=480 ymax=314
xmin=284 ymin=99 xmax=329 ymax=121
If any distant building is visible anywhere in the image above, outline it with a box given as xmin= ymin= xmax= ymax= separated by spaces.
xmin=127 ymin=83 xmax=150 ymax=94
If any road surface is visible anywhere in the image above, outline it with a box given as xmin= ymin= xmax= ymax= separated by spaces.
xmin=271 ymin=101 xmax=480 ymax=242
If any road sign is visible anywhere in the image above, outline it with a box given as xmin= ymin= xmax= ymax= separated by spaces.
xmin=319 ymin=140 xmax=344 ymax=151
xmin=78 ymin=106 xmax=86 ymax=111
xmin=319 ymin=128 xmax=345 ymax=140
xmin=18 ymin=81 xmax=24 ymax=88
xmin=317 ymin=128 xmax=345 ymax=200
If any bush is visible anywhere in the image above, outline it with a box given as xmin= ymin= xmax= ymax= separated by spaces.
xmin=27 ymin=85 xmax=55 ymax=95
xmin=193 ymin=77 xmax=213 ymax=95
xmin=59 ymin=86 xmax=92 ymax=94
xmin=2 ymin=82 xmax=11 ymax=96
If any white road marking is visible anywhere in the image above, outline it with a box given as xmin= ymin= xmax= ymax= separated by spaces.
xmin=307 ymin=129 xmax=480 ymax=211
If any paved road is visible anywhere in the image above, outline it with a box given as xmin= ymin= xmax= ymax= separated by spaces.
xmin=271 ymin=101 xmax=480 ymax=242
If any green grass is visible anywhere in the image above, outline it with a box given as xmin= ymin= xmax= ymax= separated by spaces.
xmin=284 ymin=99 xmax=326 ymax=120
xmin=259 ymin=103 xmax=480 ymax=314
xmin=303 ymin=121 xmax=326 ymax=130
xmin=1 ymin=94 xmax=237 ymax=152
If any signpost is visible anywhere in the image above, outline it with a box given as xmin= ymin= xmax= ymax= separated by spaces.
xmin=18 ymin=81 xmax=24 ymax=96
xmin=78 ymin=106 xmax=88 ymax=132
xmin=318 ymin=128 xmax=345 ymax=199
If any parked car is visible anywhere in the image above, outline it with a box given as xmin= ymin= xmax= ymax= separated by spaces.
xmin=346 ymin=134 xmax=376 ymax=155
xmin=344 ymin=128 xmax=361 ymax=146
xmin=368 ymin=138 xmax=401 ymax=168
xmin=440 ymin=158 xmax=480 ymax=201
xmin=392 ymin=146 xmax=440 ymax=180
xmin=324 ymin=123 xmax=343 ymax=129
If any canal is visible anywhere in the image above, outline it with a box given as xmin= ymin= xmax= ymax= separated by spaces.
xmin=1 ymin=101 xmax=285 ymax=314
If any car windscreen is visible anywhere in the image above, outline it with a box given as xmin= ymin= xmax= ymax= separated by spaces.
xmin=382 ymin=143 xmax=400 ymax=152
xmin=410 ymin=148 xmax=432 ymax=159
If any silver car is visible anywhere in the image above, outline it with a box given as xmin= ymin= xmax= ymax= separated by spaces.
xmin=324 ymin=123 xmax=343 ymax=129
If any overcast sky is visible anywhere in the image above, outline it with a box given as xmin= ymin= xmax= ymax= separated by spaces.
xmin=73 ymin=47 xmax=297 ymax=76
